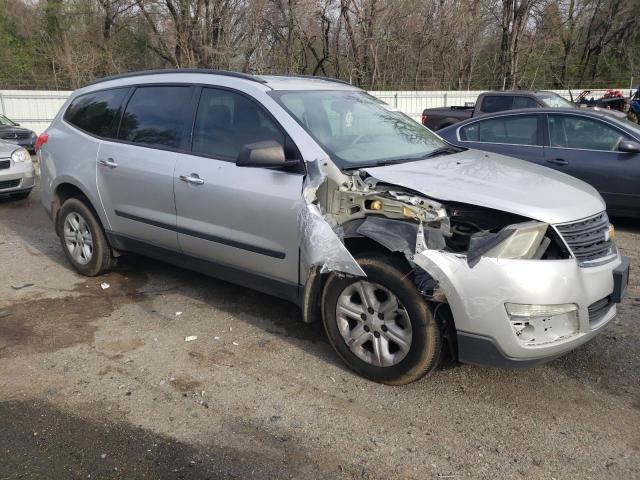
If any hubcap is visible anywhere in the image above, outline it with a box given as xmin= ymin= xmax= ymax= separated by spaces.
xmin=335 ymin=281 xmax=413 ymax=367
xmin=63 ymin=212 xmax=93 ymax=265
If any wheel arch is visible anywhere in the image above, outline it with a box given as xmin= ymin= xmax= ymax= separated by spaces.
xmin=300 ymin=233 xmax=411 ymax=324
xmin=51 ymin=178 xmax=109 ymax=236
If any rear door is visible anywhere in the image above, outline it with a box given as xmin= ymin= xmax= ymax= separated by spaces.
xmin=96 ymin=85 xmax=195 ymax=250
xmin=456 ymin=113 xmax=544 ymax=162
xmin=543 ymin=113 xmax=640 ymax=212
xmin=173 ymin=87 xmax=304 ymax=287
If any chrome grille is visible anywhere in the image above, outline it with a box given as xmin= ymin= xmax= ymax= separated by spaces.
xmin=588 ymin=296 xmax=613 ymax=325
xmin=554 ymin=212 xmax=615 ymax=265
xmin=0 ymin=159 xmax=9 ymax=170
xmin=0 ymin=179 xmax=20 ymax=189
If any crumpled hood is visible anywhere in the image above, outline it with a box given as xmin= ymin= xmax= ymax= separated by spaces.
xmin=363 ymin=149 xmax=605 ymax=224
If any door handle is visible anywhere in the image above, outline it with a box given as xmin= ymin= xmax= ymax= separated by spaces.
xmin=179 ymin=173 xmax=204 ymax=185
xmin=546 ymin=158 xmax=569 ymax=166
xmin=98 ymin=158 xmax=118 ymax=168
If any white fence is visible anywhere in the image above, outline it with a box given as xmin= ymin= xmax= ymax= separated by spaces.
xmin=0 ymin=87 xmax=626 ymax=134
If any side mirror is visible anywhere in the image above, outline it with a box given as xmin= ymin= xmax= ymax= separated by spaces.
xmin=236 ymin=140 xmax=299 ymax=168
xmin=618 ymin=140 xmax=640 ymax=154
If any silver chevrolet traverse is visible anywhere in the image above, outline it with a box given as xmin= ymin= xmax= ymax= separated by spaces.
xmin=39 ymin=70 xmax=629 ymax=384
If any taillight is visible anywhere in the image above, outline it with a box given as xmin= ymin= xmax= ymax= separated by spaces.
xmin=421 ymin=113 xmax=427 ymax=125
xmin=35 ymin=133 xmax=49 ymax=152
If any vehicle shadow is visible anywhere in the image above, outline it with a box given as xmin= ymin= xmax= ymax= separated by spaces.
xmin=0 ymin=186 xmax=348 ymax=373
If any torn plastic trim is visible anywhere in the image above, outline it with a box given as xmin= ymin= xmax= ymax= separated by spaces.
xmin=299 ymin=159 xmax=366 ymax=277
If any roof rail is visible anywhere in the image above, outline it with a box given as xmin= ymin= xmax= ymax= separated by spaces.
xmin=264 ymin=74 xmax=353 ymax=86
xmin=84 ymin=69 xmax=268 ymax=87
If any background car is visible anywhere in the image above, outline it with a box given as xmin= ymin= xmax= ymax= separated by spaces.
xmin=438 ymin=108 xmax=640 ymax=218
xmin=0 ymin=114 xmax=38 ymax=153
xmin=0 ymin=140 xmax=35 ymax=200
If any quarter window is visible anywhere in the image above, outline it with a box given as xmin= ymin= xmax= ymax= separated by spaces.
xmin=118 ymin=86 xmax=192 ymax=149
xmin=64 ymin=88 xmax=129 ymax=138
xmin=548 ymin=115 xmax=628 ymax=151
xmin=192 ymin=88 xmax=285 ymax=160
xmin=460 ymin=115 xmax=539 ymax=146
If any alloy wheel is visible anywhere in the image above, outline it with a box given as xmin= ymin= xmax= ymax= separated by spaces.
xmin=335 ymin=281 xmax=413 ymax=367
xmin=63 ymin=212 xmax=94 ymax=265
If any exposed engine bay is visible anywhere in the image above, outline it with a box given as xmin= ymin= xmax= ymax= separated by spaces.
xmin=305 ymin=165 xmax=570 ymax=269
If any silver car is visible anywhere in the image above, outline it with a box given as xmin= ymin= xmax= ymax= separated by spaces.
xmin=0 ymin=140 xmax=35 ymax=199
xmin=38 ymin=70 xmax=630 ymax=384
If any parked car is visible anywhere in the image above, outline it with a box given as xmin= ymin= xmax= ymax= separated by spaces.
xmin=39 ymin=70 xmax=629 ymax=384
xmin=0 ymin=114 xmax=38 ymax=152
xmin=0 ymin=140 xmax=35 ymax=199
xmin=438 ymin=108 xmax=640 ymax=218
xmin=628 ymin=86 xmax=640 ymax=124
xmin=421 ymin=90 xmax=576 ymax=130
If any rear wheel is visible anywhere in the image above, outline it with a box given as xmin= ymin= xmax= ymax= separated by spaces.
xmin=322 ymin=252 xmax=442 ymax=385
xmin=57 ymin=197 xmax=114 ymax=276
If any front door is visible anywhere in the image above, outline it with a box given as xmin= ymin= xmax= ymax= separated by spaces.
xmin=543 ymin=113 xmax=640 ymax=214
xmin=96 ymin=85 xmax=194 ymax=250
xmin=174 ymin=87 xmax=304 ymax=290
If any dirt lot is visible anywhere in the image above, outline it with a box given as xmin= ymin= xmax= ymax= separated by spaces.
xmin=0 ymin=181 xmax=639 ymax=480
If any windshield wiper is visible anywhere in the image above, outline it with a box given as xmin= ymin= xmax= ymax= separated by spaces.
xmin=421 ymin=146 xmax=459 ymax=159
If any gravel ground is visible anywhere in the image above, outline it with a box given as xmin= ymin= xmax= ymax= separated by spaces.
xmin=0 ymin=182 xmax=638 ymax=480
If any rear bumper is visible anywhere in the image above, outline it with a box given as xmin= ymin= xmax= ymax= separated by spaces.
xmin=413 ymin=250 xmax=627 ymax=367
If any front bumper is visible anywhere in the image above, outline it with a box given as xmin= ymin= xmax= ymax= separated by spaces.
xmin=0 ymin=160 xmax=36 ymax=193
xmin=413 ymin=250 xmax=627 ymax=367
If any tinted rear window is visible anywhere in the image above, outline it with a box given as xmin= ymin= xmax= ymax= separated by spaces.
xmin=118 ymin=86 xmax=192 ymax=149
xmin=480 ymin=96 xmax=513 ymax=113
xmin=64 ymin=88 xmax=129 ymax=137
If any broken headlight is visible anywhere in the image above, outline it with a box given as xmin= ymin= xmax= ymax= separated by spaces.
xmin=467 ymin=221 xmax=549 ymax=265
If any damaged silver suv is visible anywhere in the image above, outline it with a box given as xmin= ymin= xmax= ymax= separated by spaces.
xmin=39 ymin=70 xmax=629 ymax=384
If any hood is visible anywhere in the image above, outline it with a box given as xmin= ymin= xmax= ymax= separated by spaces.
xmin=0 ymin=139 xmax=25 ymax=156
xmin=363 ymin=149 xmax=604 ymax=224
xmin=0 ymin=125 xmax=34 ymax=135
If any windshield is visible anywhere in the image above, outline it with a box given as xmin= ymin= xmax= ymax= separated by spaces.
xmin=271 ymin=90 xmax=449 ymax=167
xmin=0 ymin=115 xmax=17 ymax=126
xmin=537 ymin=93 xmax=576 ymax=109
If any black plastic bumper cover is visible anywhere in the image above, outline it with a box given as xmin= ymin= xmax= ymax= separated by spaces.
xmin=457 ymin=332 xmax=565 ymax=369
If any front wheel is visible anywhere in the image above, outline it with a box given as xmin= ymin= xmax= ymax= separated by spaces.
xmin=321 ymin=252 xmax=442 ymax=385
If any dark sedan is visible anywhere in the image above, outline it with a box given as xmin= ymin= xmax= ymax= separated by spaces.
xmin=0 ymin=114 xmax=37 ymax=152
xmin=438 ymin=108 xmax=640 ymax=218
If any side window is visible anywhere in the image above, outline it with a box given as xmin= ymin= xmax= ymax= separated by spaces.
xmin=192 ymin=88 xmax=286 ymax=160
xmin=118 ymin=86 xmax=192 ymax=149
xmin=64 ymin=88 xmax=129 ymax=138
xmin=480 ymin=96 xmax=513 ymax=113
xmin=512 ymin=97 xmax=539 ymax=109
xmin=460 ymin=115 xmax=539 ymax=145
xmin=548 ymin=115 xmax=627 ymax=151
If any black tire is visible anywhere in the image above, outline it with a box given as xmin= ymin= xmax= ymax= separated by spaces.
xmin=321 ymin=252 xmax=442 ymax=385
xmin=57 ymin=197 xmax=114 ymax=276
xmin=10 ymin=190 xmax=31 ymax=200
